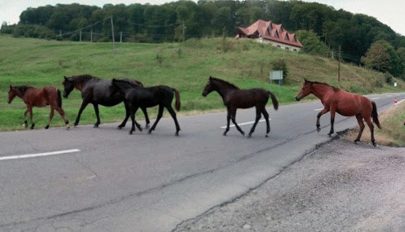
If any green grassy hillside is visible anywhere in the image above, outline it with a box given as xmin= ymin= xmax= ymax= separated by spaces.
xmin=0 ymin=35 xmax=403 ymax=130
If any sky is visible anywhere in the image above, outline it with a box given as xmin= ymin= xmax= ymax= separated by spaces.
xmin=1 ymin=0 xmax=404 ymax=36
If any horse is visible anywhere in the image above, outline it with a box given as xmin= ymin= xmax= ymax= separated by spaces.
xmin=8 ymin=85 xmax=69 ymax=129
xmin=62 ymin=74 xmax=150 ymax=129
xmin=295 ymin=79 xmax=381 ymax=146
xmin=202 ymin=76 xmax=279 ymax=137
xmin=111 ymin=78 xmax=181 ymax=136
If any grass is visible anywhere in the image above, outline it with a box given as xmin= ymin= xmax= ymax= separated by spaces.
xmin=345 ymin=101 xmax=405 ymax=147
xmin=1 ymin=34 xmax=404 ymax=131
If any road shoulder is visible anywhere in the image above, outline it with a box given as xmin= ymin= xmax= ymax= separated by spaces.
xmin=174 ymin=139 xmax=405 ymax=232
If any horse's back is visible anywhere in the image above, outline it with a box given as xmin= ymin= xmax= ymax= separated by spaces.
xmin=227 ymin=88 xmax=269 ymax=108
xmin=335 ymin=90 xmax=372 ymax=116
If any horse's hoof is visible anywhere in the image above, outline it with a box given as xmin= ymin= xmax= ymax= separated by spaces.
xmin=45 ymin=125 xmax=49 ymax=129
xmin=117 ymin=126 xmax=123 ymax=130
xmin=316 ymin=128 xmax=321 ymax=133
xmin=175 ymin=132 xmax=179 ymax=136
xmin=145 ymin=124 xmax=150 ymax=129
xmin=372 ymin=141 xmax=377 ymax=147
xmin=94 ymin=124 xmax=99 ymax=128
xmin=328 ymin=133 xmax=333 ymax=137
xmin=265 ymin=134 xmax=269 ymax=138
xmin=74 ymin=122 xmax=79 ymax=127
xmin=248 ymin=134 xmax=252 ymax=138
xmin=148 ymin=130 xmax=152 ymax=134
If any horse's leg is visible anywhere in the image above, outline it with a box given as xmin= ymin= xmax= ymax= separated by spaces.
xmin=223 ymin=108 xmax=231 ymax=136
xmin=248 ymin=107 xmax=262 ymax=137
xmin=230 ymin=108 xmax=245 ymax=136
xmin=74 ymin=100 xmax=90 ymax=126
xmin=55 ymin=106 xmax=70 ymax=129
xmin=316 ymin=107 xmax=330 ymax=132
xmin=166 ymin=105 xmax=181 ymax=136
xmin=23 ymin=109 xmax=29 ymax=128
xmin=354 ymin=114 xmax=365 ymax=144
xmin=118 ymin=101 xmax=130 ymax=129
xmin=141 ymin=107 xmax=150 ymax=129
xmin=129 ymin=106 xmax=137 ymax=135
xmin=45 ymin=107 xmax=54 ymax=129
xmin=262 ymin=107 xmax=271 ymax=137
xmin=364 ymin=117 xmax=376 ymax=146
xmin=149 ymin=105 xmax=164 ymax=134
xmin=93 ymin=103 xmax=101 ymax=128
xmin=28 ymin=106 xmax=35 ymax=129
xmin=328 ymin=106 xmax=336 ymax=136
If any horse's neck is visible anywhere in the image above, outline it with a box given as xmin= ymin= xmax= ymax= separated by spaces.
xmin=311 ymin=84 xmax=335 ymax=101
xmin=75 ymin=79 xmax=92 ymax=91
xmin=213 ymin=82 xmax=237 ymax=100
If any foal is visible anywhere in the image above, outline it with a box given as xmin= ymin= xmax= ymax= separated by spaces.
xmin=8 ymin=85 xmax=69 ymax=129
xmin=202 ymin=76 xmax=279 ymax=137
xmin=112 ymin=79 xmax=181 ymax=136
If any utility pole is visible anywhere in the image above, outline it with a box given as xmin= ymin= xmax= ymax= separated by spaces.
xmin=90 ymin=29 xmax=93 ymax=42
xmin=337 ymin=45 xmax=341 ymax=82
xmin=110 ymin=16 xmax=115 ymax=49
xmin=79 ymin=30 xmax=82 ymax=42
xmin=120 ymin=32 xmax=123 ymax=43
xmin=182 ymin=21 xmax=186 ymax=42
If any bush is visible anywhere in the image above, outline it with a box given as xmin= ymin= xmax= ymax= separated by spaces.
xmin=271 ymin=59 xmax=288 ymax=80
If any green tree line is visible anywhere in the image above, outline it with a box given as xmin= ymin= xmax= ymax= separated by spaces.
xmin=1 ymin=0 xmax=405 ymax=78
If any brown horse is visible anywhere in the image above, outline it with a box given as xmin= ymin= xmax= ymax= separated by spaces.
xmin=8 ymin=85 xmax=69 ymax=129
xmin=295 ymin=79 xmax=381 ymax=146
xmin=202 ymin=76 xmax=279 ymax=137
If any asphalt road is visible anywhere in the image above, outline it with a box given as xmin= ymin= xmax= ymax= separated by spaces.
xmin=0 ymin=92 xmax=404 ymax=232
xmin=174 ymin=139 xmax=405 ymax=232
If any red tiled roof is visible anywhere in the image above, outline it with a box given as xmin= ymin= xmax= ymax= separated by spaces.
xmin=237 ymin=19 xmax=303 ymax=48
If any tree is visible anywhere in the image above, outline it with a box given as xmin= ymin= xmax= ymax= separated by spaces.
xmin=295 ymin=30 xmax=329 ymax=56
xmin=361 ymin=40 xmax=403 ymax=77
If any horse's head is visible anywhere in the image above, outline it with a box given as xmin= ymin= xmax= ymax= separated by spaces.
xmin=295 ymin=79 xmax=312 ymax=101
xmin=202 ymin=76 xmax=215 ymax=97
xmin=8 ymin=85 xmax=17 ymax=104
xmin=62 ymin=76 xmax=75 ymax=98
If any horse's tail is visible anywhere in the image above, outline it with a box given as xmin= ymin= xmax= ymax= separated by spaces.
xmin=57 ymin=89 xmax=62 ymax=108
xmin=268 ymin=91 xmax=279 ymax=110
xmin=172 ymin=88 xmax=181 ymax=111
xmin=371 ymin=101 xmax=381 ymax=129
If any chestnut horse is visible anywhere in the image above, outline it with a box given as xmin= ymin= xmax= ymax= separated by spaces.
xmin=8 ymin=85 xmax=69 ymax=129
xmin=295 ymin=79 xmax=381 ymax=146
xmin=202 ymin=76 xmax=279 ymax=137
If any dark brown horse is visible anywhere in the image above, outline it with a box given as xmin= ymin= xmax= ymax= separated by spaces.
xmin=295 ymin=79 xmax=381 ymax=146
xmin=63 ymin=74 xmax=150 ymax=128
xmin=8 ymin=85 xmax=69 ymax=129
xmin=112 ymin=79 xmax=181 ymax=136
xmin=202 ymin=76 xmax=279 ymax=137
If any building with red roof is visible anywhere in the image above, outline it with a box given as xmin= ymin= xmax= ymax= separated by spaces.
xmin=236 ymin=19 xmax=303 ymax=52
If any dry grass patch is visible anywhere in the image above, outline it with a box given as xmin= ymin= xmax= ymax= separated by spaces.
xmin=345 ymin=101 xmax=405 ymax=146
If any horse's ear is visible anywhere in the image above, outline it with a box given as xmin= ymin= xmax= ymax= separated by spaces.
xmin=64 ymin=76 xmax=67 ymax=80
xmin=9 ymin=85 xmax=12 ymax=90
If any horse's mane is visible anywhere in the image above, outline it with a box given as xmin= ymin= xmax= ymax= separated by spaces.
xmin=307 ymin=80 xmax=339 ymax=91
xmin=210 ymin=76 xmax=240 ymax=90
xmin=13 ymin=85 xmax=34 ymax=94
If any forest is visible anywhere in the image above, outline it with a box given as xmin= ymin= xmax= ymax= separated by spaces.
xmin=1 ymin=0 xmax=405 ymax=78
